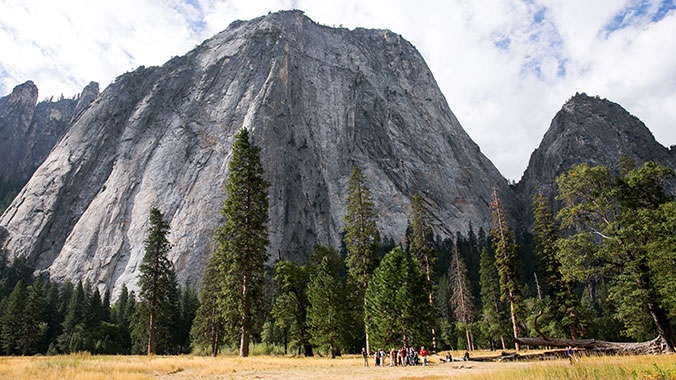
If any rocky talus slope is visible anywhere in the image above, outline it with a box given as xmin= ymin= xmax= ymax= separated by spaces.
xmin=0 ymin=11 xmax=514 ymax=295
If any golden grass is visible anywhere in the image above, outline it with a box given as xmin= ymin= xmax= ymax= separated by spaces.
xmin=0 ymin=351 xmax=673 ymax=380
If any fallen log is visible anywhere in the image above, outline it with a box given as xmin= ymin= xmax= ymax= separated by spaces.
xmin=514 ymin=335 xmax=670 ymax=355
xmin=464 ymin=349 xmax=570 ymax=362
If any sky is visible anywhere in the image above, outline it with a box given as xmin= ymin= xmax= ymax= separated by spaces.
xmin=1 ymin=0 xmax=675 ymax=180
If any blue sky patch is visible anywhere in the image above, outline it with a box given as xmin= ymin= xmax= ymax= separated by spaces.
xmin=533 ymin=8 xmax=546 ymax=24
xmin=654 ymin=0 xmax=676 ymax=21
xmin=601 ymin=0 xmax=674 ymax=37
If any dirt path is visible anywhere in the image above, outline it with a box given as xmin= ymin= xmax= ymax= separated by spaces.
xmin=157 ymin=360 xmax=525 ymax=380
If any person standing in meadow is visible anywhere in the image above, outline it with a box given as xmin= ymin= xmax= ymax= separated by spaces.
xmin=362 ymin=347 xmax=368 ymax=367
xmin=390 ymin=348 xmax=396 ymax=366
xmin=420 ymin=346 xmax=428 ymax=366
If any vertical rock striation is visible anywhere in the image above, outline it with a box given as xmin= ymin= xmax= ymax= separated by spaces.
xmin=0 ymin=11 xmax=514 ymax=295
xmin=0 ymin=81 xmax=99 ymax=214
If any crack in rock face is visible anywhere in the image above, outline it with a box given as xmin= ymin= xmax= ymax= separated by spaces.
xmin=0 ymin=10 xmax=516 ymax=297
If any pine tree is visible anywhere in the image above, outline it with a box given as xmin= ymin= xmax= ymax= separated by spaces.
xmin=111 ymin=285 xmax=134 ymax=353
xmin=191 ymin=257 xmax=225 ymax=356
xmin=408 ymin=193 xmax=438 ymax=348
xmin=58 ymin=281 xmax=86 ymax=353
xmin=489 ymin=188 xmax=524 ymax=350
xmin=86 ymin=288 xmax=104 ymax=332
xmin=102 ymin=289 xmax=112 ymax=323
xmin=1 ymin=280 xmax=27 ymax=355
xmin=532 ymin=192 xmax=584 ymax=339
xmin=136 ymin=207 xmax=175 ymax=355
xmin=449 ymin=244 xmax=475 ymax=350
xmin=365 ymin=247 xmax=434 ymax=349
xmin=213 ymin=128 xmax=270 ymax=357
xmin=307 ymin=251 xmax=349 ymax=358
xmin=177 ymin=284 xmax=199 ymax=354
xmin=479 ymin=246 xmax=509 ymax=350
xmin=272 ymin=260 xmax=313 ymax=356
xmin=24 ymin=279 xmax=47 ymax=354
xmin=343 ymin=166 xmax=380 ymax=354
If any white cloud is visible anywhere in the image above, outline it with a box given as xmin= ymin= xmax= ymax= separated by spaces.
xmin=0 ymin=0 xmax=674 ymax=179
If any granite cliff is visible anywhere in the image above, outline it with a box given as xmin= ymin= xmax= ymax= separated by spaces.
xmin=0 ymin=11 xmax=515 ymax=295
xmin=516 ymin=93 xmax=676 ymax=218
xmin=0 ymin=81 xmax=99 ymax=213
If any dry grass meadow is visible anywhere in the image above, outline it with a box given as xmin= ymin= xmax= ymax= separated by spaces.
xmin=0 ymin=350 xmax=674 ymax=380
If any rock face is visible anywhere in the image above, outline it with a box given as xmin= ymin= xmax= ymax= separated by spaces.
xmin=0 ymin=81 xmax=99 ymax=213
xmin=516 ymin=93 xmax=676 ymax=217
xmin=0 ymin=10 xmax=514 ymax=295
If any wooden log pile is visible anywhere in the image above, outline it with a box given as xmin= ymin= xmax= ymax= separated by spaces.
xmin=462 ymin=336 xmax=670 ymax=362
xmin=513 ymin=336 xmax=669 ymax=355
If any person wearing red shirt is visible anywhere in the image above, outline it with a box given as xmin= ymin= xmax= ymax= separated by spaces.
xmin=420 ymin=346 xmax=428 ymax=367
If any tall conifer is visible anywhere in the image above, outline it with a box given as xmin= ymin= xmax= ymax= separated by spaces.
xmin=449 ymin=244 xmax=475 ymax=350
xmin=136 ymin=207 xmax=175 ymax=355
xmin=489 ymin=188 xmax=524 ymax=350
xmin=479 ymin=246 xmax=508 ymax=350
xmin=532 ymin=192 xmax=583 ymax=339
xmin=306 ymin=253 xmax=349 ymax=358
xmin=192 ymin=257 xmax=225 ymax=356
xmin=343 ymin=166 xmax=380 ymax=354
xmin=213 ymin=128 xmax=270 ymax=357
xmin=408 ymin=193 xmax=438 ymax=348
xmin=365 ymin=247 xmax=433 ymax=349
xmin=1 ymin=280 xmax=27 ymax=355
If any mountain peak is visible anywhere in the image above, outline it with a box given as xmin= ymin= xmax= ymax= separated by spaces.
xmin=517 ymin=92 xmax=673 ymax=220
xmin=1 ymin=12 xmax=513 ymax=296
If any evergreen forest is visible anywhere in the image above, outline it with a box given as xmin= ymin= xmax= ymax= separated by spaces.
xmin=1 ymin=132 xmax=675 ymax=357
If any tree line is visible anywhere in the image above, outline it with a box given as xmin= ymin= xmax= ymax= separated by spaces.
xmin=1 ymin=128 xmax=675 ymax=356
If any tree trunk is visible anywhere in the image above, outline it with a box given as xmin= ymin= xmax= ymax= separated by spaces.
xmin=509 ymin=298 xmax=519 ymax=351
xmin=283 ymin=327 xmax=287 ymax=354
xmin=425 ymin=255 xmax=437 ymax=350
xmin=364 ymin=295 xmax=370 ymax=355
xmin=645 ymin=292 xmax=676 ymax=352
xmin=240 ymin=273 xmax=250 ymax=357
xmin=465 ymin=328 xmax=472 ymax=351
xmin=210 ymin=325 xmax=220 ymax=357
xmin=303 ymin=342 xmax=314 ymax=357
xmin=500 ymin=335 xmax=506 ymax=350
xmin=147 ymin=310 xmax=155 ymax=355
xmin=240 ymin=328 xmax=249 ymax=357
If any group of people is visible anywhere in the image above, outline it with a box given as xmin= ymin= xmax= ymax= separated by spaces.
xmin=362 ymin=346 xmax=429 ymax=367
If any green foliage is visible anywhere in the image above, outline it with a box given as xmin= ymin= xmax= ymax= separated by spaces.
xmin=478 ymin=246 xmax=510 ymax=350
xmin=408 ymin=194 xmax=436 ymax=279
xmin=134 ymin=207 xmax=178 ymax=355
xmin=490 ymin=191 xmax=524 ymax=345
xmin=212 ymin=128 xmax=270 ymax=357
xmin=555 ymin=162 xmax=676 ymax=349
xmin=58 ymin=281 xmax=87 ymax=352
xmin=343 ymin=166 xmax=380 ymax=352
xmin=365 ymin=247 xmax=434 ymax=349
xmin=271 ymin=260 xmax=313 ymax=356
xmin=191 ymin=257 xmax=225 ymax=356
xmin=175 ymin=284 xmax=199 ymax=354
xmin=2 ymin=280 xmax=31 ymax=354
xmin=532 ymin=192 xmax=584 ymax=339
xmin=449 ymin=244 xmax=475 ymax=349
xmin=344 ymin=166 xmax=381 ymax=291
xmin=307 ymin=252 xmax=350 ymax=358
